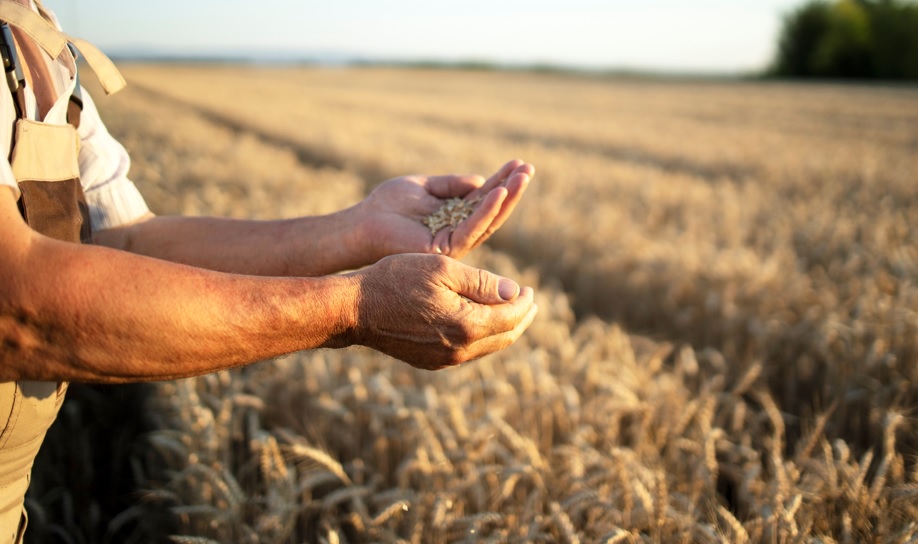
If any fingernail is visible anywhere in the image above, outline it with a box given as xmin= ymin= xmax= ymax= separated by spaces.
xmin=498 ymin=279 xmax=519 ymax=301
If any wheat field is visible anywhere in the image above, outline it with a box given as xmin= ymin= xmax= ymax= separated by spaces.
xmin=23 ymin=65 xmax=918 ymax=543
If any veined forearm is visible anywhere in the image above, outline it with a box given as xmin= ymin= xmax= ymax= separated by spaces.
xmin=0 ymin=235 xmax=358 ymax=383
xmin=93 ymin=205 xmax=370 ymax=277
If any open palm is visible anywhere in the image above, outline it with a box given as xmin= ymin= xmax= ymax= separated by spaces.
xmin=358 ymin=160 xmax=534 ymax=262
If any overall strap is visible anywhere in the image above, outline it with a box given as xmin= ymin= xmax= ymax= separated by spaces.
xmin=65 ymin=43 xmax=81 ymax=128
xmin=0 ymin=0 xmax=125 ymax=95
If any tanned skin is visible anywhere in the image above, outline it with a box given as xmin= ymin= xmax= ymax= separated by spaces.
xmin=0 ymin=160 xmax=538 ymax=383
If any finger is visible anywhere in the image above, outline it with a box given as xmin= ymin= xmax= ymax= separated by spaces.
xmin=464 ymin=160 xmax=524 ymax=201
xmin=457 ymin=286 xmax=535 ymax=344
xmin=426 ymin=174 xmax=486 ymax=199
xmin=469 ymin=170 xmax=531 ymax=251
xmin=507 ymin=162 xmax=534 ymax=178
xmin=452 ymin=299 xmax=540 ymax=365
xmin=488 ymin=160 xmax=525 ymax=187
xmin=443 ymin=261 xmax=526 ymax=305
xmin=439 ymin=187 xmax=507 ymax=256
xmin=424 ymin=288 xmax=536 ymax=369
xmin=431 ymin=226 xmax=450 ymax=255
xmin=475 ymin=287 xmax=536 ymax=332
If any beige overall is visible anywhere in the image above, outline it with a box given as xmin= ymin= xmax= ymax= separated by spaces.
xmin=0 ymin=2 xmax=124 ymax=541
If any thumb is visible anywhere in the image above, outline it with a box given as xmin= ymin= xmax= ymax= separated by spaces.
xmin=447 ymin=263 xmax=520 ymax=304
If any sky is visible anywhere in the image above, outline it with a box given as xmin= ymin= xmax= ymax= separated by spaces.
xmin=42 ymin=0 xmax=803 ymax=75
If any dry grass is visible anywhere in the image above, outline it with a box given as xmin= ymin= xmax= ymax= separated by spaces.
xmin=26 ymin=65 xmax=918 ymax=543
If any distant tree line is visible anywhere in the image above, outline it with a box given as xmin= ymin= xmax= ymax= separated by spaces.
xmin=772 ymin=0 xmax=918 ymax=79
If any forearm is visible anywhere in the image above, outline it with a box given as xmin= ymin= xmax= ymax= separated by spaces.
xmin=93 ymin=205 xmax=372 ymax=276
xmin=0 ymin=234 xmax=358 ymax=383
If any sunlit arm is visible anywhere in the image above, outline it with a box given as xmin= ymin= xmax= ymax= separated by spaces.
xmin=92 ymin=160 xmax=535 ymax=277
xmin=92 ymin=206 xmax=370 ymax=277
xmin=0 ymin=188 xmax=358 ymax=383
xmin=0 ymin=186 xmax=538 ymax=383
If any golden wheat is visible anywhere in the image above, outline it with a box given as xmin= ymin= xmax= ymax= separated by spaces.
xmin=25 ymin=65 xmax=918 ymax=543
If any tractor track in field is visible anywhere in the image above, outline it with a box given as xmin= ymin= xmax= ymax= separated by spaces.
xmin=126 ymin=79 xmax=758 ymax=187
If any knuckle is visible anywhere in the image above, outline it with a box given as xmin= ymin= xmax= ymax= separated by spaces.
xmin=450 ymin=321 xmax=476 ymax=347
xmin=426 ymin=346 xmax=465 ymax=369
xmin=443 ymin=351 xmax=467 ymax=367
xmin=428 ymin=253 xmax=451 ymax=271
xmin=477 ymin=268 xmax=489 ymax=290
xmin=459 ymin=322 xmax=477 ymax=344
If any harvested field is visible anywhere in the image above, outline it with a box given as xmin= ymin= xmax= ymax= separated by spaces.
xmin=25 ymin=65 xmax=918 ymax=543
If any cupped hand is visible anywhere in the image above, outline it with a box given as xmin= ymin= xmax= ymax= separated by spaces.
xmin=349 ymin=253 xmax=538 ymax=370
xmin=357 ymin=160 xmax=534 ymax=263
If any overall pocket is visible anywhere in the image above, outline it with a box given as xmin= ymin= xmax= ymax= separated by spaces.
xmin=17 ymin=177 xmax=89 ymax=243
xmin=11 ymin=119 xmax=88 ymax=244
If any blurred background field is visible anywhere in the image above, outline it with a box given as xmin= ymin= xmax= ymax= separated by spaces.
xmin=21 ymin=64 xmax=918 ymax=543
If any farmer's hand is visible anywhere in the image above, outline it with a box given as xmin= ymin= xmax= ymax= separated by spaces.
xmin=348 ymin=253 xmax=537 ymax=369
xmin=355 ymin=160 xmax=533 ymax=262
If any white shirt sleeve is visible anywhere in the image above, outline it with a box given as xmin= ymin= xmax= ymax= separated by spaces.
xmin=77 ymin=89 xmax=151 ymax=231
